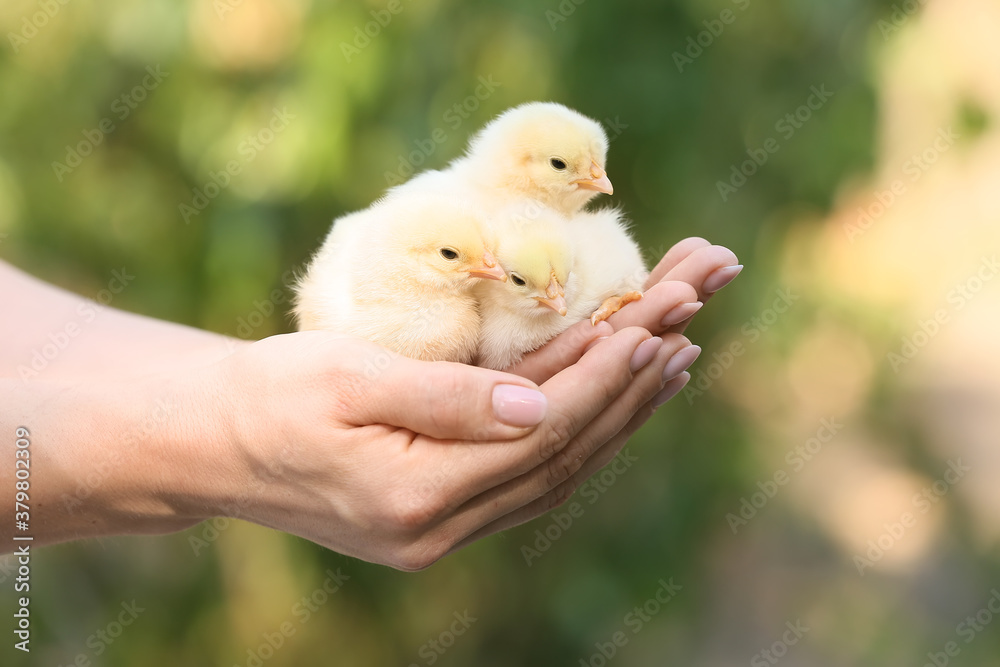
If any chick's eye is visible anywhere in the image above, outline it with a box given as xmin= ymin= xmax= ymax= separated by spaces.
xmin=549 ymin=157 xmax=567 ymax=171
xmin=439 ymin=248 xmax=459 ymax=260
xmin=510 ymin=273 xmax=527 ymax=287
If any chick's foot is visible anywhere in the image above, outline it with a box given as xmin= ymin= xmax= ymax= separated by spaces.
xmin=590 ymin=291 xmax=643 ymax=325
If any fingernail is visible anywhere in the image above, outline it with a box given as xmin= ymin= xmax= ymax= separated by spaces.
xmin=493 ymin=385 xmax=548 ymax=427
xmin=629 ymin=337 xmax=663 ymax=373
xmin=703 ymin=265 xmax=743 ymax=293
xmin=661 ymin=301 xmax=703 ymax=327
xmin=585 ymin=336 xmax=610 ymax=353
xmin=652 ymin=372 xmax=691 ymax=409
xmin=662 ymin=345 xmax=701 ymax=382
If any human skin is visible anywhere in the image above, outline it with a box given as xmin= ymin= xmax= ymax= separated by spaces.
xmin=0 ymin=239 xmax=739 ymax=569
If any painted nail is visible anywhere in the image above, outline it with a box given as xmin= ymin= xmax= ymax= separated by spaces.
xmin=652 ymin=372 xmax=691 ymax=409
xmin=493 ymin=385 xmax=548 ymax=427
xmin=584 ymin=336 xmax=610 ymax=353
xmin=629 ymin=337 xmax=663 ymax=373
xmin=703 ymin=265 xmax=743 ymax=293
xmin=662 ymin=345 xmax=701 ymax=382
xmin=661 ymin=301 xmax=703 ymax=327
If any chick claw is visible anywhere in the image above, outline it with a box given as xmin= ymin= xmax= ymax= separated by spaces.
xmin=590 ymin=291 xmax=643 ymax=325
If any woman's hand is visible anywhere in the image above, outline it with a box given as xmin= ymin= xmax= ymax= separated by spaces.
xmin=505 ymin=237 xmax=740 ymax=384
xmin=205 ymin=239 xmax=740 ymax=569
xmin=1 ymin=240 xmax=740 ymax=567
xmin=199 ymin=326 xmax=686 ymax=570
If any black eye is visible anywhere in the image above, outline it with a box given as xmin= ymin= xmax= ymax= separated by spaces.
xmin=549 ymin=158 xmax=567 ymax=171
xmin=510 ymin=273 xmax=527 ymax=286
xmin=439 ymin=248 xmax=459 ymax=260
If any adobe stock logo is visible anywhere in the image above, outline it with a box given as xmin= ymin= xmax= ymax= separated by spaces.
xmin=750 ymin=619 xmax=810 ymax=666
xmin=725 ymin=417 xmax=843 ymax=534
xmin=406 ymin=610 xmax=477 ymax=667
xmin=886 ymin=255 xmax=998 ymax=373
xmin=877 ymin=0 xmax=929 ymax=40
xmin=672 ymin=0 xmax=752 ymax=73
xmin=17 ymin=268 xmax=135 ymax=381
xmin=520 ymin=449 xmax=638 ymax=566
xmin=683 ymin=287 xmax=798 ymax=404
xmin=339 ymin=0 xmax=409 ymax=63
xmin=545 ymin=0 xmax=589 ymax=31
xmin=923 ymin=588 xmax=1000 ymax=667
xmin=578 ymin=577 xmax=682 ymax=667
xmin=178 ymin=106 xmax=296 ymax=224
xmin=853 ymin=459 xmax=970 ymax=576
xmin=7 ymin=0 xmax=73 ymax=54
xmin=844 ymin=126 xmax=959 ymax=244
xmin=51 ymin=66 xmax=170 ymax=182
xmin=383 ymin=75 xmax=502 ymax=187
xmin=716 ymin=85 xmax=834 ymax=202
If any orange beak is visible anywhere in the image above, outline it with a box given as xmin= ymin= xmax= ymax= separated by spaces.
xmin=573 ymin=159 xmax=613 ymax=195
xmin=468 ymin=249 xmax=507 ymax=282
xmin=533 ymin=272 xmax=568 ymax=316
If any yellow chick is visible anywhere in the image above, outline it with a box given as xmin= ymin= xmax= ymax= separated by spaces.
xmin=395 ymin=102 xmax=613 ymax=217
xmin=566 ymin=206 xmax=647 ymax=326
xmin=474 ymin=204 xmax=647 ymax=370
xmin=474 ymin=208 xmax=574 ymax=370
xmin=294 ymin=192 xmax=507 ymax=363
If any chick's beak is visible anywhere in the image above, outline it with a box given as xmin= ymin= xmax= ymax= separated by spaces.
xmin=573 ymin=159 xmax=614 ymax=195
xmin=533 ymin=273 xmax=568 ymax=316
xmin=468 ymin=249 xmax=507 ymax=282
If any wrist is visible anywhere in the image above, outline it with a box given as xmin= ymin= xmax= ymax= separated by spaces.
xmin=120 ymin=365 xmax=251 ymax=530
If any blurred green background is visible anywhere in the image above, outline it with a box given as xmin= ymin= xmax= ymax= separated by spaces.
xmin=4 ymin=0 xmax=1000 ymax=665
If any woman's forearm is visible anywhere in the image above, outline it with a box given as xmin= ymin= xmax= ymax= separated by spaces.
xmin=0 ymin=370 xmax=239 ymax=551
xmin=0 ymin=261 xmax=252 ymax=550
xmin=0 ymin=261 xmax=250 ymax=381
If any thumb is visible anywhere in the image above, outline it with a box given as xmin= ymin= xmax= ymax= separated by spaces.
xmin=342 ymin=351 xmax=549 ymax=441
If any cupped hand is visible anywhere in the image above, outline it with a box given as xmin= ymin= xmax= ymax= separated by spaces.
xmin=191 ymin=238 xmax=739 ymax=570
xmin=465 ymin=237 xmax=739 ymax=534
xmin=506 ymin=237 xmax=739 ymax=385
xmin=204 ymin=327 xmax=683 ymax=570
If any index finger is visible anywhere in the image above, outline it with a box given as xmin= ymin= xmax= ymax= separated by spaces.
xmin=660 ymin=244 xmax=741 ymax=304
xmin=653 ymin=243 xmax=741 ymax=335
xmin=645 ymin=237 xmax=712 ymax=288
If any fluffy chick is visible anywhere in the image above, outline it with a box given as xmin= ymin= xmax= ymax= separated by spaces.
xmin=294 ymin=193 xmax=506 ymax=363
xmin=566 ymin=207 xmax=648 ymax=326
xmin=474 ymin=205 xmax=647 ymax=371
xmin=474 ymin=207 xmax=574 ymax=370
xmin=395 ymin=102 xmax=613 ymax=217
